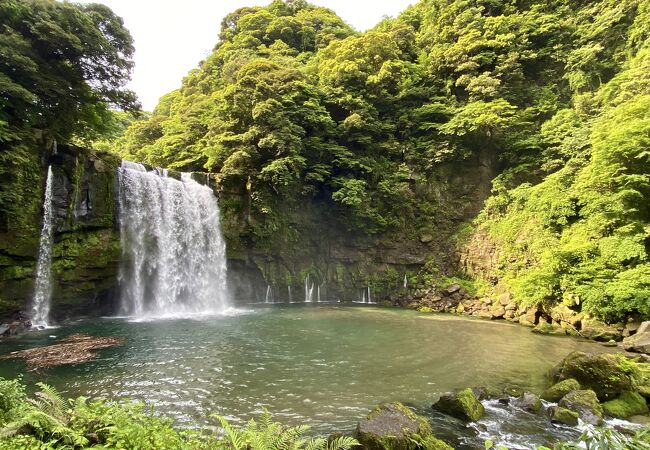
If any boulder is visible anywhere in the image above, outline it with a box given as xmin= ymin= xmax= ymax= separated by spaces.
xmin=432 ymin=388 xmax=484 ymax=422
xmin=580 ymin=318 xmax=622 ymax=342
xmin=622 ymin=332 xmax=650 ymax=354
xmin=601 ymin=392 xmax=649 ymax=418
xmin=541 ymin=379 xmax=581 ymax=402
xmin=549 ymin=304 xmax=582 ymax=328
xmin=548 ymin=406 xmax=579 ymax=426
xmin=512 ymin=392 xmax=542 ymax=413
xmin=489 ymin=306 xmax=506 ymax=319
xmin=550 ymin=351 xmax=639 ymax=401
xmin=558 ymin=390 xmax=604 ymax=425
xmin=444 ymin=284 xmax=461 ymax=296
xmin=498 ymin=293 xmax=511 ymax=306
xmin=639 ymin=321 xmax=650 ymax=335
xmin=519 ymin=306 xmax=538 ymax=327
xmin=356 ymin=402 xmax=452 ymax=450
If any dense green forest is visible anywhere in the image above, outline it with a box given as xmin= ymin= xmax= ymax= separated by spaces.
xmin=114 ymin=0 xmax=650 ymax=322
xmin=1 ymin=0 xmax=649 ymax=322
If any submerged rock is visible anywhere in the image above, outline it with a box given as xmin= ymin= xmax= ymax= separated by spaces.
xmin=602 ymin=392 xmax=649 ymax=418
xmin=550 ymin=351 xmax=639 ymax=401
xmin=548 ymin=406 xmax=579 ymax=426
xmin=432 ymin=388 xmax=485 ymax=422
xmin=541 ymin=379 xmax=581 ymax=402
xmin=512 ymin=392 xmax=542 ymax=413
xmin=355 ymin=402 xmax=452 ymax=450
xmin=558 ymin=390 xmax=604 ymax=425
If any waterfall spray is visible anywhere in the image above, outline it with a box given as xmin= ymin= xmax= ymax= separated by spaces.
xmin=118 ymin=161 xmax=230 ymax=319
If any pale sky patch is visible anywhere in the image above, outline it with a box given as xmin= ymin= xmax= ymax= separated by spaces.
xmin=77 ymin=0 xmax=415 ymax=111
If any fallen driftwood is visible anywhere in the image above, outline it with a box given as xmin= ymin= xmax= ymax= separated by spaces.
xmin=0 ymin=333 xmax=125 ymax=371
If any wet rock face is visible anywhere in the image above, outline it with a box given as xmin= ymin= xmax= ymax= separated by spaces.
xmin=355 ymin=402 xmax=452 ymax=450
xmin=548 ymin=406 xmax=579 ymax=426
xmin=0 ymin=144 xmax=121 ymax=321
xmin=558 ymin=390 xmax=604 ymax=425
xmin=512 ymin=392 xmax=542 ymax=413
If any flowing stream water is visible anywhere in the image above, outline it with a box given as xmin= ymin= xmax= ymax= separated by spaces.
xmin=31 ymin=166 xmax=55 ymax=327
xmin=117 ymin=161 xmax=230 ymax=319
xmin=0 ymin=305 xmax=615 ymax=449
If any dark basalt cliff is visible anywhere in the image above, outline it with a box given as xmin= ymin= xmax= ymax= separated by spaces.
xmin=0 ymin=142 xmax=121 ymax=321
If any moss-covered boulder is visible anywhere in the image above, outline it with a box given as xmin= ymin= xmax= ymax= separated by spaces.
xmin=558 ymin=390 xmax=604 ymax=425
xmin=355 ymin=402 xmax=452 ymax=450
xmin=551 ymin=351 xmax=639 ymax=401
xmin=432 ymin=388 xmax=485 ymax=422
xmin=602 ymin=392 xmax=649 ymax=418
xmin=541 ymin=379 xmax=581 ymax=402
xmin=548 ymin=406 xmax=579 ymax=426
xmin=512 ymin=392 xmax=542 ymax=413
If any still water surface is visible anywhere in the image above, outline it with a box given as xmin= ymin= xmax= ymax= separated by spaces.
xmin=0 ymin=305 xmax=612 ymax=448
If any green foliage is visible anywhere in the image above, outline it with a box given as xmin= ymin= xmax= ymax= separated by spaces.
xmin=0 ymin=378 xmax=359 ymax=450
xmin=0 ymin=0 xmax=138 ymax=143
xmin=553 ymin=426 xmax=650 ymax=450
xmin=212 ymin=410 xmax=358 ymax=450
xmin=108 ymin=0 xmax=650 ymax=320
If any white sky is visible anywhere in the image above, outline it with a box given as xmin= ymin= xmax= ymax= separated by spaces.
xmin=80 ymin=0 xmax=414 ymax=111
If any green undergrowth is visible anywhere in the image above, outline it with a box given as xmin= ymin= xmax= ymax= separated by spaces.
xmin=0 ymin=378 xmax=359 ymax=450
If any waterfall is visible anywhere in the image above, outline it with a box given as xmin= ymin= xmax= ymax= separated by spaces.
xmin=31 ymin=166 xmax=55 ymax=327
xmin=317 ymin=284 xmax=321 ymax=302
xmin=403 ymin=274 xmax=408 ymax=289
xmin=304 ymin=274 xmax=315 ymax=302
xmin=265 ymin=285 xmax=272 ymax=303
xmin=288 ymin=285 xmax=293 ymax=302
xmin=117 ymin=161 xmax=230 ymax=319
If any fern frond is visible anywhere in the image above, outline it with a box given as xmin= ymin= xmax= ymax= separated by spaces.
xmin=327 ymin=436 xmax=360 ymax=450
xmin=306 ymin=437 xmax=327 ymax=450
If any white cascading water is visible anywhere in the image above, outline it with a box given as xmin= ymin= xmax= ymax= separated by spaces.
xmin=32 ymin=166 xmax=55 ymax=327
xmin=304 ymin=274 xmax=315 ymax=302
xmin=117 ymin=161 xmax=230 ymax=319
xmin=265 ymin=285 xmax=272 ymax=303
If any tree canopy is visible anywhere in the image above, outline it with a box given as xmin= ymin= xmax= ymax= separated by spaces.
xmin=0 ymin=0 xmax=138 ymax=143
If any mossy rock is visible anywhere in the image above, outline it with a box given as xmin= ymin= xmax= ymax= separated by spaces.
xmin=548 ymin=406 xmax=579 ymax=426
xmin=637 ymin=384 xmax=650 ymax=400
xmin=512 ymin=392 xmax=542 ymax=413
xmin=541 ymin=379 xmax=581 ymax=402
xmin=432 ymin=388 xmax=485 ymax=422
xmin=355 ymin=402 xmax=452 ymax=450
xmin=558 ymin=390 xmax=604 ymax=425
xmin=602 ymin=392 xmax=649 ymax=418
xmin=550 ymin=351 xmax=639 ymax=401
